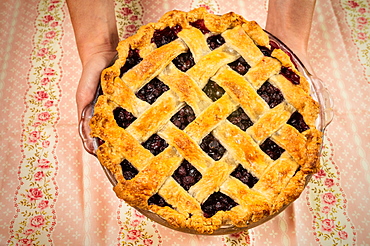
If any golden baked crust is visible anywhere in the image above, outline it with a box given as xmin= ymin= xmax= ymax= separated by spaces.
xmin=90 ymin=7 xmax=322 ymax=234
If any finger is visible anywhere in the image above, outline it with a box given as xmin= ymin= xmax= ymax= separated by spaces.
xmin=76 ymin=52 xmax=116 ymax=122
xmin=76 ymin=64 xmax=101 ymax=122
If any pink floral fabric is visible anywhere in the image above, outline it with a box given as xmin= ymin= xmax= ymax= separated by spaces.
xmin=341 ymin=0 xmax=370 ymax=83
xmin=0 ymin=0 xmax=369 ymax=245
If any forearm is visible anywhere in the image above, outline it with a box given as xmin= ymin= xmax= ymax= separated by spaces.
xmin=67 ymin=0 xmax=119 ymax=120
xmin=266 ymin=0 xmax=317 ymax=62
xmin=66 ymin=0 xmax=119 ymax=66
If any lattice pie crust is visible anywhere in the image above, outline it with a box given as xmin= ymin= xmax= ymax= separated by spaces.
xmin=90 ymin=8 xmax=322 ymax=234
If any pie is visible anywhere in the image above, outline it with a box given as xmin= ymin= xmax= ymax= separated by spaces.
xmin=89 ymin=7 xmax=323 ymax=234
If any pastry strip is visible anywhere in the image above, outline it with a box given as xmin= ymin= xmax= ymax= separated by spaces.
xmin=213 ymin=66 xmax=269 ymax=122
xmin=222 ymin=26 xmax=264 ymax=66
xmin=158 ymin=63 xmax=212 ymax=115
xmin=122 ymin=39 xmax=188 ymax=92
xmin=186 ymin=44 xmax=240 ymax=88
xmin=213 ymin=122 xmax=272 ymax=177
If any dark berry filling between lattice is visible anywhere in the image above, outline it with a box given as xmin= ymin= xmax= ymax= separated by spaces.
xmin=136 ymin=78 xmax=169 ymax=104
xmin=142 ymin=134 xmax=168 ymax=156
xmin=151 ymin=25 xmax=182 ymax=47
xmin=227 ymin=107 xmax=253 ymax=131
xmin=148 ymin=193 xmax=172 ymax=208
xmin=258 ymin=45 xmax=272 ymax=57
xmin=173 ymin=51 xmax=195 ymax=72
xmin=172 ymin=160 xmax=202 ymax=190
xmin=231 ymin=164 xmax=259 ymax=188
xmin=280 ymin=66 xmax=300 ymax=85
xmin=207 ymin=34 xmax=225 ymax=50
xmin=200 ymin=133 xmax=226 ymax=161
xmin=201 ymin=192 xmax=238 ymax=218
xmin=228 ymin=57 xmax=251 ymax=75
xmin=287 ymin=111 xmax=309 ymax=133
xmin=113 ymin=107 xmax=136 ymax=129
xmin=120 ymin=159 xmax=138 ymax=180
xmin=190 ymin=19 xmax=210 ymax=34
xmin=258 ymin=40 xmax=280 ymax=57
xmin=202 ymin=80 xmax=225 ymax=102
xmin=120 ymin=48 xmax=143 ymax=77
xmin=260 ymin=138 xmax=285 ymax=160
xmin=257 ymin=81 xmax=284 ymax=108
xmin=170 ymin=104 xmax=196 ymax=130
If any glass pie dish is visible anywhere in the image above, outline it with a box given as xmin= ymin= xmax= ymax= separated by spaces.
xmin=79 ymin=31 xmax=334 ymax=235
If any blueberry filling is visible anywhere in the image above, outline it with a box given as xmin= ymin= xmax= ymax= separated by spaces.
xmin=280 ymin=66 xmax=300 ymax=85
xmin=287 ymin=111 xmax=309 ymax=133
xmin=201 ymin=192 xmax=238 ymax=218
xmin=172 ymin=160 xmax=202 ymax=190
xmin=190 ymin=19 xmax=210 ymax=34
xmin=258 ymin=41 xmax=279 ymax=57
xmin=260 ymin=138 xmax=285 ymax=160
xmin=227 ymin=107 xmax=253 ymax=131
xmin=120 ymin=48 xmax=143 ymax=76
xmin=200 ymin=133 xmax=226 ymax=161
xmin=257 ymin=81 xmax=284 ymax=108
xmin=228 ymin=57 xmax=251 ymax=75
xmin=151 ymin=25 xmax=182 ymax=47
xmin=148 ymin=193 xmax=172 ymax=207
xmin=202 ymin=80 xmax=225 ymax=102
xmin=142 ymin=134 xmax=168 ymax=156
xmin=135 ymin=78 xmax=169 ymax=104
xmin=113 ymin=107 xmax=137 ymax=129
xmin=173 ymin=51 xmax=195 ymax=72
xmin=207 ymin=34 xmax=225 ymax=50
xmin=231 ymin=164 xmax=259 ymax=188
xmin=258 ymin=46 xmax=272 ymax=57
xmin=120 ymin=159 xmax=139 ymax=180
xmin=170 ymin=104 xmax=196 ymax=130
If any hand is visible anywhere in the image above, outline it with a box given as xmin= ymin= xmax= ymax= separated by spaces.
xmin=76 ymin=50 xmax=117 ymax=121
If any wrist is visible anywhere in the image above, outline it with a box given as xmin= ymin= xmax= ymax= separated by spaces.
xmin=67 ymin=0 xmax=119 ymax=66
xmin=78 ymin=37 xmax=118 ymax=67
